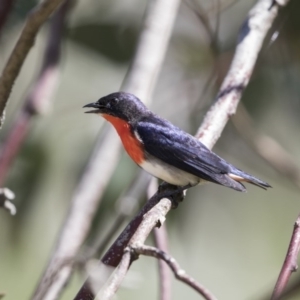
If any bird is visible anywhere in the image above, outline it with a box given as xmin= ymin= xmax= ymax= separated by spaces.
xmin=84 ymin=92 xmax=271 ymax=192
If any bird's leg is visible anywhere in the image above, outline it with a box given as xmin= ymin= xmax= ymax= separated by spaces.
xmin=157 ymin=182 xmax=193 ymax=208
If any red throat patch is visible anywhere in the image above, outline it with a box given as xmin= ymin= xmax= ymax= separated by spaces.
xmin=102 ymin=114 xmax=144 ymax=164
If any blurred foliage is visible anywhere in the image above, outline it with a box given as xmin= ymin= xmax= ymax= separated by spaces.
xmin=0 ymin=0 xmax=300 ymax=300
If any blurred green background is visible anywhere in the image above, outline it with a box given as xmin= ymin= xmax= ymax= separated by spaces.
xmin=1 ymin=0 xmax=300 ymax=299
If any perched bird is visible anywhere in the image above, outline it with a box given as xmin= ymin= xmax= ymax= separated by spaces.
xmin=84 ymin=92 xmax=271 ymax=192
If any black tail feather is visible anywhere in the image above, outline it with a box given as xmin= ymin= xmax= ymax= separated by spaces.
xmin=228 ymin=168 xmax=271 ymax=191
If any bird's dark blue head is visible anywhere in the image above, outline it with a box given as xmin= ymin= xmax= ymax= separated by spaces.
xmin=83 ymin=92 xmax=150 ymax=122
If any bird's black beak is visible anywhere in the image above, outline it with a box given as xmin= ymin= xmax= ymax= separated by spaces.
xmin=83 ymin=102 xmax=102 ymax=114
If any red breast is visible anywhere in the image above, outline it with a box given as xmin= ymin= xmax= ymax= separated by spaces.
xmin=102 ymin=114 xmax=144 ymax=164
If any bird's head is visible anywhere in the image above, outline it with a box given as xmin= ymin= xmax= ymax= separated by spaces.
xmin=83 ymin=92 xmax=149 ymax=122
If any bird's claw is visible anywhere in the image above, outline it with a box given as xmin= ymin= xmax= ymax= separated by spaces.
xmin=157 ymin=182 xmax=189 ymax=209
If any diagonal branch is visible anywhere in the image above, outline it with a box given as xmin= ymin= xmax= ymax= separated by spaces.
xmin=196 ymin=0 xmax=286 ymax=149
xmin=0 ymin=0 xmax=66 ymax=127
xmin=131 ymin=245 xmax=218 ymax=300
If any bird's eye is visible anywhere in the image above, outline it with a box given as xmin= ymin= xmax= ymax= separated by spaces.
xmin=111 ymin=97 xmax=119 ymax=105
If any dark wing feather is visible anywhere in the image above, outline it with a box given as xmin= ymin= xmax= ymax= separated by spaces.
xmin=136 ymin=119 xmax=232 ymax=185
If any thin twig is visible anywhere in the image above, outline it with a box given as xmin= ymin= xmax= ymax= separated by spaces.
xmin=271 ymin=214 xmax=300 ymax=300
xmin=0 ymin=0 xmax=66 ymax=127
xmin=148 ymin=178 xmax=172 ymax=300
xmin=132 ymin=245 xmax=218 ymax=300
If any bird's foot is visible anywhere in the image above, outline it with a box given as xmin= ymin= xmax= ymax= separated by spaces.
xmin=157 ymin=182 xmax=192 ymax=209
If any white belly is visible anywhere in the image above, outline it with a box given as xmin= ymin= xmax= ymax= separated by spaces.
xmin=139 ymin=159 xmax=200 ymax=186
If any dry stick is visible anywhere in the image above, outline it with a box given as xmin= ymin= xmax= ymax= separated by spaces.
xmin=153 ymin=226 xmax=172 ymax=300
xmin=271 ymin=215 xmax=300 ymax=300
xmin=87 ymin=0 xmax=289 ymax=299
xmin=232 ymin=104 xmax=300 ymax=189
xmin=132 ymin=245 xmax=218 ymax=300
xmin=148 ymin=178 xmax=172 ymax=300
xmin=0 ymin=0 xmax=70 ymax=187
xmin=34 ymin=0 xmax=181 ymax=299
xmin=0 ymin=0 xmax=66 ymax=127
xmin=0 ymin=0 xmax=15 ymax=33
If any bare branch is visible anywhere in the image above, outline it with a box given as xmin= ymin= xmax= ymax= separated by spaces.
xmin=132 ymin=245 xmax=218 ymax=300
xmin=196 ymin=0 xmax=288 ymax=149
xmin=0 ymin=0 xmax=66 ymax=127
xmin=271 ymin=214 xmax=300 ymax=300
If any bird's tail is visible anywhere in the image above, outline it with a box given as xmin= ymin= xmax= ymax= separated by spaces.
xmin=228 ymin=168 xmax=271 ymax=191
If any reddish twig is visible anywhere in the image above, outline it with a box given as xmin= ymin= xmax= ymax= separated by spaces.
xmin=132 ymin=245 xmax=218 ymax=300
xmin=0 ymin=0 xmax=70 ymax=186
xmin=271 ymin=214 xmax=300 ymax=300
xmin=0 ymin=0 xmax=66 ymax=127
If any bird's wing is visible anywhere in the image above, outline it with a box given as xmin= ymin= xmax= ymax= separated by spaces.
xmin=136 ymin=120 xmax=231 ymax=184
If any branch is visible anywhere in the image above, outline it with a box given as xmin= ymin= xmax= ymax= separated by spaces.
xmin=0 ymin=0 xmax=66 ymax=127
xmin=0 ymin=0 xmax=70 ymax=186
xmin=271 ymin=214 xmax=300 ymax=300
xmin=196 ymin=0 xmax=287 ymax=149
xmin=132 ymin=245 xmax=218 ymax=300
